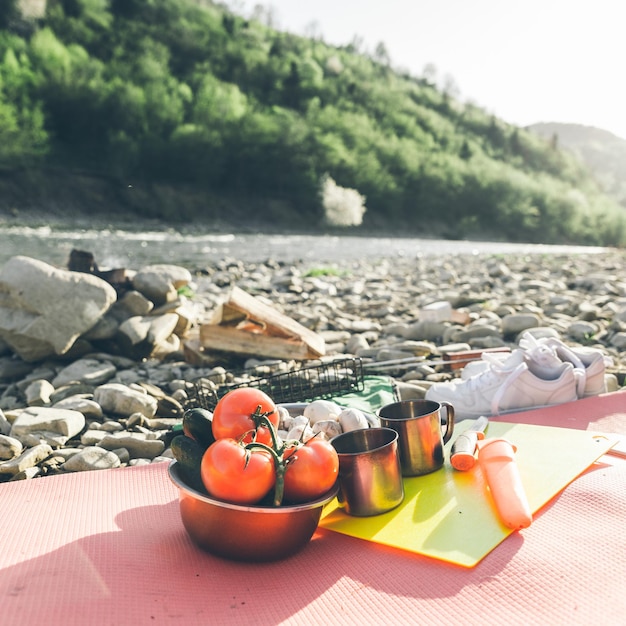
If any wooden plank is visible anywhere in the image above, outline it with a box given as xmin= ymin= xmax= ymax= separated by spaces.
xmin=182 ymin=335 xmax=219 ymax=367
xmin=200 ymin=286 xmax=326 ymax=360
xmin=221 ymin=287 xmax=324 ymax=347
xmin=200 ymin=325 xmax=320 ymax=360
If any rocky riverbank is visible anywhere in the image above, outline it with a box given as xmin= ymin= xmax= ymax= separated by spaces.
xmin=0 ymin=248 xmax=625 ymax=481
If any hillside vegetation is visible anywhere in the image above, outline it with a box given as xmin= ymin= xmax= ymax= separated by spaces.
xmin=528 ymin=122 xmax=626 ymax=210
xmin=1 ymin=0 xmax=625 ymax=245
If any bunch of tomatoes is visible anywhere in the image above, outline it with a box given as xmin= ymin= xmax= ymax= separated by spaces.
xmin=179 ymin=388 xmax=340 ymax=507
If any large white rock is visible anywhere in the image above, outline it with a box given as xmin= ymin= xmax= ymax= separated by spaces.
xmin=0 ymin=256 xmax=117 ymax=361
xmin=93 ymin=382 xmax=158 ymax=418
xmin=10 ymin=406 xmax=86 ymax=440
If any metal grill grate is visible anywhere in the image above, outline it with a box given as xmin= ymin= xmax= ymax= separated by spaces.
xmin=186 ymin=357 xmax=364 ymax=411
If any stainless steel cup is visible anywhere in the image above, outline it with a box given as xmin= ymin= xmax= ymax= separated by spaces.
xmin=378 ymin=399 xmax=455 ymax=476
xmin=330 ymin=427 xmax=404 ymax=517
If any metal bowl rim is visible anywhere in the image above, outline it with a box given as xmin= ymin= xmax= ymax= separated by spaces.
xmin=277 ymin=402 xmax=308 ymax=415
xmin=168 ymin=460 xmax=339 ymax=513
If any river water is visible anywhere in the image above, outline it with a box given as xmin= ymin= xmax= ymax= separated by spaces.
xmin=0 ymin=225 xmax=609 ymax=270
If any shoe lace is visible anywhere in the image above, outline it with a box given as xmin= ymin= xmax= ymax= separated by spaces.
xmin=519 ymin=332 xmax=585 ymax=395
xmin=463 ymin=350 xmax=524 ymax=393
xmin=489 ymin=361 xmax=528 ymax=415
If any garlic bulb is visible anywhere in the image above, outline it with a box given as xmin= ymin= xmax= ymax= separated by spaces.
xmin=312 ymin=419 xmax=343 ymax=440
xmin=303 ymin=400 xmax=342 ymax=424
xmin=338 ymin=407 xmax=369 ymax=432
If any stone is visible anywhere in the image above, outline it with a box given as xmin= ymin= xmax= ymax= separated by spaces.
xmin=450 ymin=325 xmax=501 ymax=343
xmin=13 ymin=466 xmax=43 ymax=480
xmin=117 ymin=316 xmax=152 ymax=345
xmin=146 ymin=314 xmax=179 ymax=344
xmin=51 ymin=358 xmax=117 ymax=388
xmin=24 ymin=379 xmax=55 ymax=406
xmin=567 ymin=321 xmax=599 ymax=342
xmin=52 ymin=396 xmax=104 ymax=419
xmin=0 ymin=443 xmax=53 ymax=475
xmin=93 ymin=383 xmax=158 ymax=418
xmin=117 ymin=290 xmax=154 ymax=316
xmin=501 ymin=313 xmax=541 ymax=336
xmin=80 ymin=429 xmax=107 ymax=445
xmin=610 ymin=332 xmax=626 ymax=350
xmin=132 ymin=264 xmax=192 ymax=305
xmin=0 ymin=256 xmax=117 ymax=361
xmin=62 ymin=446 xmax=122 ymax=472
xmin=0 ymin=409 xmax=10 ymax=435
xmin=97 ymin=433 xmax=165 ymax=460
xmin=345 ymin=334 xmax=370 ymax=354
xmin=80 ymin=314 xmax=120 ymax=340
xmin=0 ymin=434 xmax=23 ymax=460
xmin=401 ymin=321 xmax=448 ymax=342
xmin=0 ymin=357 xmax=35 ymax=382
xmin=10 ymin=406 xmax=86 ymax=441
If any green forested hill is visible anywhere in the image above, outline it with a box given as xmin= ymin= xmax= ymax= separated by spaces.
xmin=528 ymin=122 xmax=626 ymax=210
xmin=1 ymin=0 xmax=625 ymax=245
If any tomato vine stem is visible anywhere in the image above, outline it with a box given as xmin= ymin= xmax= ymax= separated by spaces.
xmin=245 ymin=409 xmax=289 ymax=506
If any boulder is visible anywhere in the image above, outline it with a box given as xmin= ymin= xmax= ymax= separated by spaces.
xmin=0 ymin=256 xmax=117 ymax=362
xmin=10 ymin=406 xmax=86 ymax=442
xmin=132 ymin=264 xmax=192 ymax=305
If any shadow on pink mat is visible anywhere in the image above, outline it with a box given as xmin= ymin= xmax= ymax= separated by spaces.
xmin=0 ymin=498 xmax=521 ymax=624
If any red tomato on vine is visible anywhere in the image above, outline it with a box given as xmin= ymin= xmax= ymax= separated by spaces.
xmin=212 ymin=388 xmax=279 ymax=446
xmin=283 ymin=437 xmax=339 ymax=503
xmin=200 ymin=438 xmax=275 ymax=505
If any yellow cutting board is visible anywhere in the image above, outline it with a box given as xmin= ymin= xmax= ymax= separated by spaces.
xmin=320 ymin=421 xmax=616 ymax=568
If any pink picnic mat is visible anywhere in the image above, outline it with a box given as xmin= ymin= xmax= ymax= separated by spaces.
xmin=489 ymin=388 xmax=626 ymax=433
xmin=1 ymin=391 xmax=625 ymax=625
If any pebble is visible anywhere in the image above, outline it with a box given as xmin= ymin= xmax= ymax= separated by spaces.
xmin=0 ymin=249 xmax=625 ymax=482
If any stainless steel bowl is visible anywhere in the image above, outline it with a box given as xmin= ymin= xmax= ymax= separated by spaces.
xmin=168 ymin=461 xmax=339 ymax=562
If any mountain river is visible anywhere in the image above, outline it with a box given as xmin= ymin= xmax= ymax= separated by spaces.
xmin=0 ymin=225 xmax=609 ymax=270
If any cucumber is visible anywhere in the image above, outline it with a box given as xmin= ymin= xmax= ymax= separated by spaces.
xmin=182 ymin=407 xmax=215 ymax=450
xmin=171 ymin=434 xmax=206 ymax=493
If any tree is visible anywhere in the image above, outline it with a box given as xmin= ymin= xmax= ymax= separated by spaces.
xmin=251 ymin=4 xmax=277 ymax=28
xmin=109 ymin=0 xmax=156 ymax=18
xmin=0 ymin=47 xmax=49 ymax=162
xmin=283 ymin=61 xmax=301 ymax=109
xmin=460 ymin=140 xmax=473 ymax=160
xmin=373 ymin=41 xmax=391 ymax=66
xmin=0 ymin=0 xmax=19 ymax=29
xmin=550 ymin=132 xmax=559 ymax=150
xmin=422 ymin=62 xmax=437 ymax=84
xmin=442 ymin=73 xmax=460 ymax=100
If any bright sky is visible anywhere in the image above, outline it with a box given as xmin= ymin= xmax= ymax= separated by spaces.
xmin=227 ymin=0 xmax=626 ymax=140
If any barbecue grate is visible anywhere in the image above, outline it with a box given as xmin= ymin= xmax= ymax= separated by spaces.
xmin=186 ymin=357 xmax=364 ymax=411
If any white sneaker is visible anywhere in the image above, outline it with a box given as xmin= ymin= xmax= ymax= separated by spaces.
xmin=519 ymin=332 xmax=611 ymax=398
xmin=426 ymin=349 xmax=578 ymax=419
xmin=461 ymin=352 xmax=509 ymax=380
xmin=461 ymin=337 xmax=565 ymax=381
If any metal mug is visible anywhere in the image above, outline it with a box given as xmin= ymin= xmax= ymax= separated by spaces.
xmin=377 ymin=399 xmax=455 ymax=476
xmin=330 ymin=427 xmax=404 ymax=517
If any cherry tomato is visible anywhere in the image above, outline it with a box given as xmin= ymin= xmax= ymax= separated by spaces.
xmin=200 ymin=438 xmax=275 ymax=505
xmin=212 ymin=388 xmax=279 ymax=446
xmin=283 ymin=437 xmax=339 ymax=503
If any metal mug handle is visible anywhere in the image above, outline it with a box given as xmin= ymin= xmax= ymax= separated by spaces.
xmin=440 ymin=401 xmax=455 ymax=444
